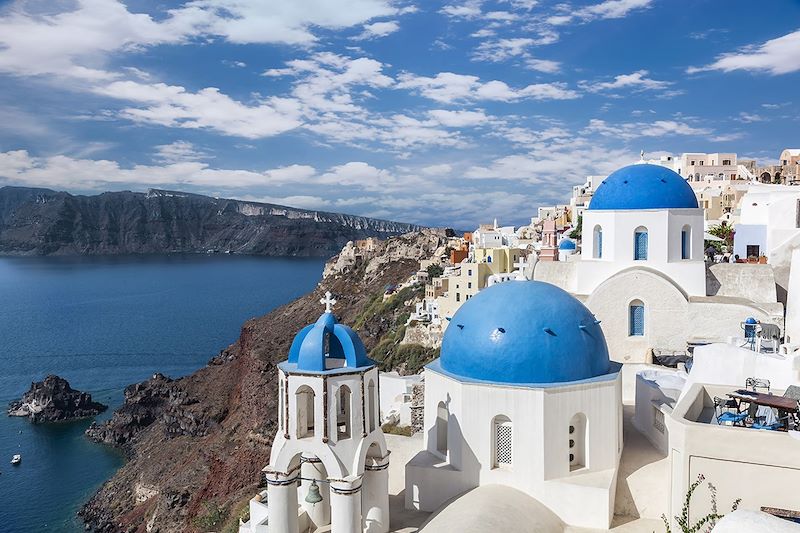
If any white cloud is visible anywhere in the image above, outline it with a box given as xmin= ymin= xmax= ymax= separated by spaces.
xmin=525 ymin=58 xmax=561 ymax=73
xmin=687 ymin=29 xmax=800 ymax=75
xmin=584 ymin=118 xmax=711 ymax=140
xmin=397 ymin=72 xmax=579 ymax=102
xmin=153 ymin=141 xmax=211 ymax=163
xmin=440 ymin=2 xmax=483 ymax=19
xmin=428 ymin=109 xmax=489 ymax=127
xmin=549 ymin=0 xmax=654 ymax=25
xmin=581 ymin=70 xmax=671 ymax=92
xmin=739 ymin=112 xmax=765 ymax=123
xmin=421 ymin=163 xmax=453 ymax=175
xmin=355 ymin=20 xmax=400 ymax=39
xmin=473 ymin=37 xmax=535 ymax=62
xmin=94 ymin=81 xmax=304 ymax=138
xmin=0 ymin=0 xmax=407 ymax=81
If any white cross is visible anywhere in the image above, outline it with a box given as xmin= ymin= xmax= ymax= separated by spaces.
xmin=514 ymin=257 xmax=527 ymax=272
xmin=320 ymin=291 xmax=337 ymax=313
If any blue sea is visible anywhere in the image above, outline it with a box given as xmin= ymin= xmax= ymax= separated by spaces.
xmin=0 ymin=254 xmax=325 ymax=533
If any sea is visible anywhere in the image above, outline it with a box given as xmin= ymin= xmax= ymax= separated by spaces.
xmin=0 ymin=254 xmax=326 ymax=533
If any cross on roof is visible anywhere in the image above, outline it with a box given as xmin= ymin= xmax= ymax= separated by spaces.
xmin=514 ymin=257 xmax=527 ymax=271
xmin=320 ymin=291 xmax=337 ymax=313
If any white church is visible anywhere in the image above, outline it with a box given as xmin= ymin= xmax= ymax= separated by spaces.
xmin=250 ymin=292 xmax=391 ymax=533
xmin=533 ymin=163 xmax=783 ymax=363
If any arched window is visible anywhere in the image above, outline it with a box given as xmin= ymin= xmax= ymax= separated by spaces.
xmin=634 ymin=227 xmax=648 ymax=260
xmin=569 ymin=413 xmax=587 ymax=471
xmin=279 ymin=378 xmax=284 ymax=432
xmin=681 ymin=225 xmax=691 ymax=260
xmin=593 ymin=225 xmax=603 ymax=259
xmin=336 ymin=385 xmax=351 ymax=440
xmin=629 ymin=300 xmax=645 ymax=337
xmin=368 ymin=380 xmax=377 ymax=433
xmin=492 ymin=415 xmax=513 ymax=468
xmin=296 ymin=385 xmax=315 ymax=439
xmin=436 ymin=401 xmax=448 ymax=456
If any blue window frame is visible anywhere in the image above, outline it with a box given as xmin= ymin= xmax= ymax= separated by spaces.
xmin=634 ymin=229 xmax=648 ymax=260
xmin=594 ymin=226 xmax=603 ymax=259
xmin=629 ymin=303 xmax=645 ymax=336
xmin=681 ymin=229 xmax=690 ymax=259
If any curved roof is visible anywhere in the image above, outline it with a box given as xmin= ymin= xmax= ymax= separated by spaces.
xmin=438 ymin=281 xmax=611 ymax=385
xmin=287 ymin=311 xmax=373 ymax=372
xmin=589 ymin=164 xmax=698 ymax=211
xmin=419 ymin=485 xmax=564 ymax=533
xmin=558 ymin=239 xmax=576 ymax=250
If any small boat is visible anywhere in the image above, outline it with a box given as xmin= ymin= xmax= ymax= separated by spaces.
xmin=11 ymin=454 xmax=21 ymax=465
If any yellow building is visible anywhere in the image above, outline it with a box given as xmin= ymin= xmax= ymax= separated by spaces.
xmin=436 ymin=247 xmax=525 ymax=319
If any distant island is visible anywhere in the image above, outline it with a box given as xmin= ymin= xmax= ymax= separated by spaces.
xmin=0 ymin=186 xmax=424 ymax=257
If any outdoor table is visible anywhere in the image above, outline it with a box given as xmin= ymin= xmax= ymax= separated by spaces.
xmin=727 ymin=389 xmax=799 ymax=430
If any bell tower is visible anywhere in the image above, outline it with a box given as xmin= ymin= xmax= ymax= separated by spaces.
xmin=259 ymin=292 xmax=390 ymax=533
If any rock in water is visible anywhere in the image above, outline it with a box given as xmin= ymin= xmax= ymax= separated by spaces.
xmin=8 ymin=375 xmax=107 ymax=422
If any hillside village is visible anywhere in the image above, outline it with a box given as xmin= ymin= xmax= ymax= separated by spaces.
xmin=237 ymin=149 xmax=800 ymax=533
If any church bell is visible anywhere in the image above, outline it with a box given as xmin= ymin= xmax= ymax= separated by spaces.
xmin=305 ymin=479 xmax=323 ymax=505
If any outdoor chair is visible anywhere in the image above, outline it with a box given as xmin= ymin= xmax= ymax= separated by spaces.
xmin=746 ymin=377 xmax=771 ymax=393
xmin=714 ymin=396 xmax=746 ymax=426
xmin=756 ymin=323 xmax=781 ymax=353
xmin=782 ymin=387 xmax=800 ymax=430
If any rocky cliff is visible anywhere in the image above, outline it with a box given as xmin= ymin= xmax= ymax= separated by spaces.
xmin=0 ymin=186 xmax=423 ymax=257
xmin=79 ymin=230 xmax=446 ymax=533
xmin=8 ymin=375 xmax=107 ymax=422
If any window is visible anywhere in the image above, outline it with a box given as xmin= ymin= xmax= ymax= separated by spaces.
xmin=487 ymin=256 xmax=492 ymax=263
xmin=634 ymin=227 xmax=648 ymax=260
xmin=296 ymin=385 xmax=315 ymax=439
xmin=456 ymin=293 xmax=461 ymax=302
xmin=723 ymin=159 xmax=731 ymax=165
xmin=436 ymin=402 xmax=448 ymax=456
xmin=746 ymin=245 xmax=760 ymax=258
xmin=699 ymin=161 xmax=704 ymax=166
xmin=492 ymin=415 xmax=513 ymax=468
xmin=629 ymin=300 xmax=645 ymax=336
xmin=593 ymin=225 xmax=603 ymax=259
xmin=336 ymin=385 xmax=352 ymax=440
xmin=569 ymin=413 xmax=587 ymax=471
xmin=467 ymin=282 xmax=472 ymax=289
xmin=681 ymin=225 xmax=691 ymax=260
xmin=468 ymin=269 xmax=472 ymax=276
xmin=368 ymin=380 xmax=377 ymax=433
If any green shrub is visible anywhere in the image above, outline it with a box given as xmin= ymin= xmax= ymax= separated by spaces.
xmin=193 ymin=502 xmax=229 ymax=532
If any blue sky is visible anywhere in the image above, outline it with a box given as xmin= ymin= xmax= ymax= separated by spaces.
xmin=0 ymin=0 xmax=798 ymax=228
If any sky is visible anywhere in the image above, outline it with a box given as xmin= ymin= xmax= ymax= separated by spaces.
xmin=0 ymin=0 xmax=798 ymax=228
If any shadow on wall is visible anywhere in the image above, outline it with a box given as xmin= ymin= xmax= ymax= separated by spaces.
xmin=414 ymin=402 xmax=481 ymax=513
xmin=705 ymin=266 xmax=720 ymax=296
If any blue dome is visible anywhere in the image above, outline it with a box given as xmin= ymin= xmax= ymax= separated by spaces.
xmin=287 ymin=311 xmax=373 ymax=372
xmin=589 ymin=164 xmax=698 ymax=210
xmin=439 ymin=281 xmax=611 ymax=384
xmin=559 ymin=239 xmax=576 ymax=250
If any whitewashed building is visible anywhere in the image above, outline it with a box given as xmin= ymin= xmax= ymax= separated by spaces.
xmin=247 ymin=293 xmax=390 ymax=533
xmin=533 ymin=163 xmax=783 ymax=363
xmin=405 ymin=281 xmax=623 ymax=529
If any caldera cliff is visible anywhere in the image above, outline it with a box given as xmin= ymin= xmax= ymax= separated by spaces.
xmin=0 ymin=186 xmax=423 ymax=257
xmin=80 ymin=229 xmax=447 ymax=532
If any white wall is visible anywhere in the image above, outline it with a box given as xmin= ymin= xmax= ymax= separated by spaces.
xmin=786 ymin=249 xmax=800 ymax=343
xmin=405 ymin=368 xmax=622 ymax=529
xmin=579 ymin=208 xmax=706 ymax=297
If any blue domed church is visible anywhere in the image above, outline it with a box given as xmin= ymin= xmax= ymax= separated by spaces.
xmin=253 ymin=292 xmax=390 ymax=533
xmin=405 ymin=281 xmax=623 ymax=530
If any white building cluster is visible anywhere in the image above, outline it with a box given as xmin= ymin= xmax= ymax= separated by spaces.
xmin=241 ymin=156 xmax=800 ymax=533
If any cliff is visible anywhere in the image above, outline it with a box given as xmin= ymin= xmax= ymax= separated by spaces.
xmin=0 ymin=186 xmax=423 ymax=257
xmin=8 ymin=375 xmax=107 ymax=422
xmin=80 ymin=229 xmax=446 ymax=532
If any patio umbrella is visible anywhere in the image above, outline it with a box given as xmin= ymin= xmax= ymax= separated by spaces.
xmin=704 ymin=232 xmax=724 ymax=242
